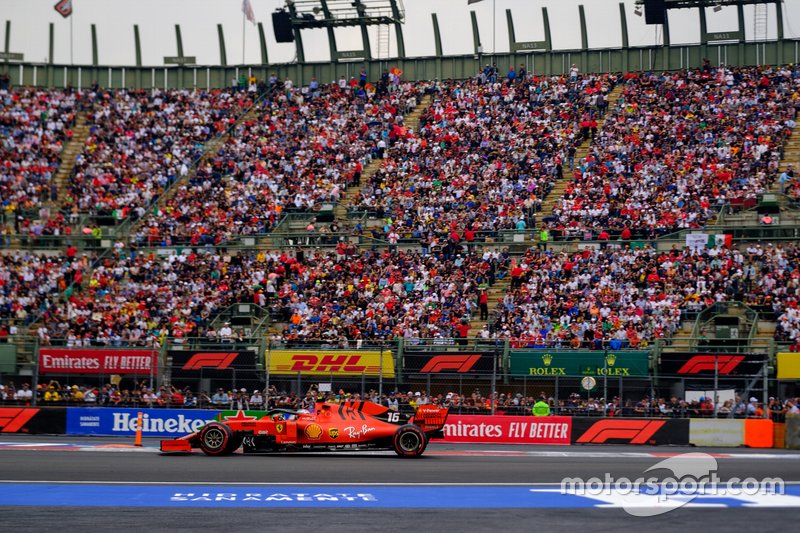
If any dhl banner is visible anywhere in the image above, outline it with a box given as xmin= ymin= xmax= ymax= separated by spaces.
xmin=267 ymin=350 xmax=395 ymax=377
xmin=777 ymin=352 xmax=800 ymax=380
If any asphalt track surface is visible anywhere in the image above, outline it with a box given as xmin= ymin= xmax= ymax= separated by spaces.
xmin=2 ymin=435 xmax=800 ymax=532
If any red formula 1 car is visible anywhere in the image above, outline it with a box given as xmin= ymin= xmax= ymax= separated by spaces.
xmin=161 ymin=401 xmax=448 ymax=458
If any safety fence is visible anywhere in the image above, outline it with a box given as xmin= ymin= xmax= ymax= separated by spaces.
xmin=0 ymin=405 xmax=784 ymax=448
xmin=4 ymin=340 xmax=800 ymax=415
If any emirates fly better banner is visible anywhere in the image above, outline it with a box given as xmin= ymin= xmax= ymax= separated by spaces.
xmin=441 ymin=415 xmax=571 ymax=445
xmin=38 ymin=348 xmax=157 ymax=375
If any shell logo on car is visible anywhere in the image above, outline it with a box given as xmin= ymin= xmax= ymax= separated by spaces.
xmin=304 ymin=424 xmax=323 ymax=440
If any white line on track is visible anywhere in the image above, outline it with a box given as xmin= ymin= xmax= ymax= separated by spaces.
xmin=2 ymin=480 xmax=799 ymax=486
xmin=3 ymin=443 xmax=800 ymax=459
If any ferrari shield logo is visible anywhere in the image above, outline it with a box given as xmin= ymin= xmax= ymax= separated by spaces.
xmin=276 ymin=423 xmax=284 ymax=433
xmin=328 ymin=428 xmax=339 ymax=439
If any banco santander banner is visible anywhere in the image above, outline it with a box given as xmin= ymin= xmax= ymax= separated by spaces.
xmin=441 ymin=415 xmax=571 ymax=445
xmin=39 ymin=348 xmax=157 ymax=375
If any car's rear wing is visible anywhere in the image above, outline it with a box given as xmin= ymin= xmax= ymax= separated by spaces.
xmin=412 ymin=405 xmax=449 ymax=435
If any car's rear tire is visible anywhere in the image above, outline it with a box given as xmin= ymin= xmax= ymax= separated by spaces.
xmin=392 ymin=425 xmax=427 ymax=457
xmin=226 ymin=435 xmax=243 ymax=454
xmin=199 ymin=422 xmax=235 ymax=456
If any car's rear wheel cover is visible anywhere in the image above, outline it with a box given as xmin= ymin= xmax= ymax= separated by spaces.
xmin=398 ymin=431 xmax=421 ymax=452
xmin=392 ymin=425 xmax=426 ymax=457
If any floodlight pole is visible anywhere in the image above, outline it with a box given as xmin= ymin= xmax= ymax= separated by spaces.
xmin=492 ymin=0 xmax=496 ymax=60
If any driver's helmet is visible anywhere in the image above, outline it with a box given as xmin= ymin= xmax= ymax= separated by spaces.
xmin=271 ymin=413 xmax=285 ymax=422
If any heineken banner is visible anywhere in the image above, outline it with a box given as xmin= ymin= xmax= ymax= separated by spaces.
xmin=509 ymin=351 xmax=650 ymax=377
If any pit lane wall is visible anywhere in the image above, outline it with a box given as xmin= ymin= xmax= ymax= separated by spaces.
xmin=0 ymin=407 xmax=776 ymax=447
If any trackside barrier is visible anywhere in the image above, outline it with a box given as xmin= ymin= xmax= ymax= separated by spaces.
xmin=66 ymin=408 xmax=218 ymax=437
xmin=441 ymin=415 xmax=571 ymax=445
xmin=744 ymin=419 xmax=774 ymax=448
xmin=571 ymin=418 xmax=690 ymax=445
xmin=774 ymin=423 xmax=786 ymax=449
xmin=787 ymin=415 xmax=800 ymax=449
xmin=688 ymin=419 xmax=744 ymax=447
xmin=0 ymin=407 xmax=66 ymax=434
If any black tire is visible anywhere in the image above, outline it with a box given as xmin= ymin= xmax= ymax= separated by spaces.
xmin=226 ymin=435 xmax=243 ymax=454
xmin=392 ymin=424 xmax=427 ymax=458
xmin=199 ymin=422 xmax=235 ymax=456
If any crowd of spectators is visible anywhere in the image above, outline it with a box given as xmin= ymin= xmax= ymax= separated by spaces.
xmin=1 ymin=64 xmax=799 ymax=373
xmin=3 ymin=238 xmax=798 ymax=349
xmin=269 ymin=247 xmax=504 ymax=343
xmin=0 ymin=250 xmax=88 ymax=330
xmin=545 ymin=64 xmax=800 ymax=238
xmin=1 ymin=87 xmax=78 ymax=228
xmin=349 ymin=72 xmax=615 ymax=241
xmin=131 ymin=79 xmax=424 ymax=246
xmin=478 ymin=241 xmax=800 ymax=348
xmin=34 ymin=248 xmax=272 ymax=345
xmin=65 ymin=88 xmax=253 ymax=222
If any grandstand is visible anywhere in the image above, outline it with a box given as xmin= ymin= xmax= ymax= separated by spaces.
xmin=1 ymin=0 xmax=800 ymax=414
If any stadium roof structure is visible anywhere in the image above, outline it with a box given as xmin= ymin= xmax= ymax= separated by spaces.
xmin=1 ymin=0 xmax=799 ymax=89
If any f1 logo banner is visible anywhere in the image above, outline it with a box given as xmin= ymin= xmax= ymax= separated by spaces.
xmin=0 ymin=408 xmax=66 ymax=434
xmin=404 ymin=351 xmax=496 ymax=374
xmin=659 ymin=353 xmax=765 ymax=376
xmin=169 ymin=350 xmax=257 ymax=379
xmin=572 ymin=418 xmax=689 ymax=445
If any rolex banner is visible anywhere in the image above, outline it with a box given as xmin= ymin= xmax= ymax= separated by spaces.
xmin=509 ymin=351 xmax=650 ymax=377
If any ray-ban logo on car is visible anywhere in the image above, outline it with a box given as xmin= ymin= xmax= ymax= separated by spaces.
xmin=547 ymin=453 xmax=785 ymax=516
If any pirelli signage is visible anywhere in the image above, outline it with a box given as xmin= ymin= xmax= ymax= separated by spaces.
xmin=403 ymin=351 xmax=497 ymax=374
xmin=267 ymin=350 xmax=395 ymax=377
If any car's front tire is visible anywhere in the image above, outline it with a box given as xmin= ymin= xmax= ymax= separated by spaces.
xmin=392 ymin=424 xmax=427 ymax=457
xmin=199 ymin=422 xmax=235 ymax=456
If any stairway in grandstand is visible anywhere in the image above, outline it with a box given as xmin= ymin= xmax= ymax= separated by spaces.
xmin=331 ymin=94 xmax=433 ymax=223
xmin=749 ymin=320 xmax=777 ymax=356
xmin=538 ymin=84 xmax=624 ymax=219
xmin=775 ymin=119 xmax=800 ymax=193
xmin=128 ymin=100 xmax=264 ymax=235
xmin=466 ymin=276 xmax=510 ymax=338
xmin=49 ymin=111 xmax=90 ymax=218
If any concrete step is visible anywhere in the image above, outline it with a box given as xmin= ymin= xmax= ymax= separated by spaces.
xmin=538 ymin=84 xmax=624 ymax=219
xmin=47 ymin=110 xmax=91 ymax=214
xmin=332 ymin=95 xmax=432 ymax=225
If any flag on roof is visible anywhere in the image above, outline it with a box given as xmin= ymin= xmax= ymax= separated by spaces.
xmin=242 ymin=0 xmax=256 ymax=25
xmin=54 ymin=0 xmax=72 ymax=18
